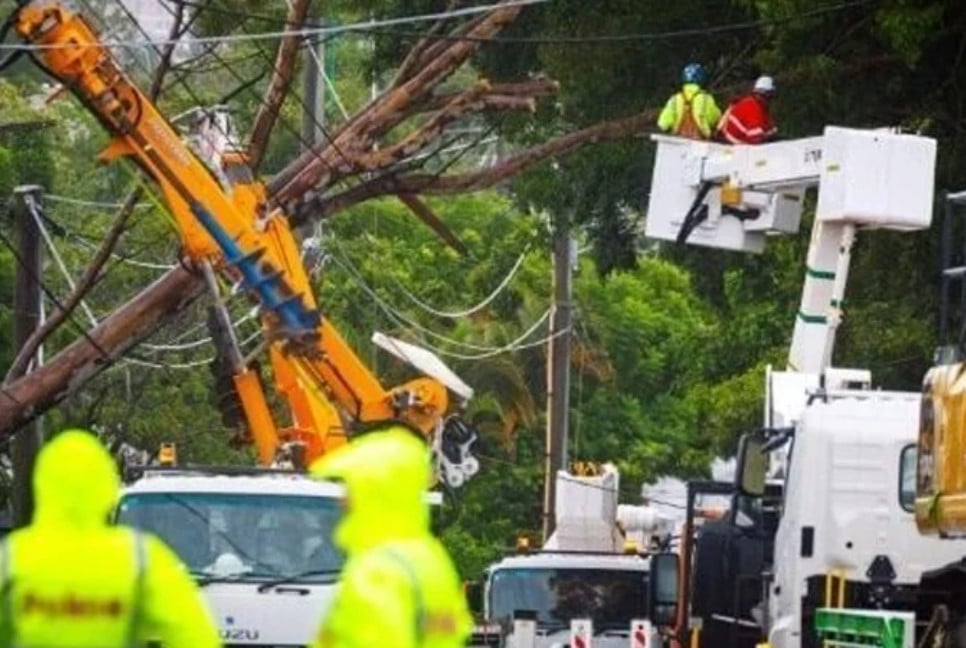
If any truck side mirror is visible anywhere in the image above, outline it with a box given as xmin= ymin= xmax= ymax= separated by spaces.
xmin=648 ymin=552 xmax=679 ymax=628
xmin=735 ymin=431 xmax=768 ymax=497
xmin=465 ymin=580 xmax=484 ymax=616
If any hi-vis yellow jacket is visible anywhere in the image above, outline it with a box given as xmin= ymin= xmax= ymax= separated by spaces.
xmin=0 ymin=429 xmax=220 ymax=648
xmin=310 ymin=427 xmax=472 ymax=648
xmin=657 ymin=83 xmax=722 ymax=139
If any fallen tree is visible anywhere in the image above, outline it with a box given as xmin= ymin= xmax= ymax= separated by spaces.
xmin=0 ymin=0 xmax=663 ymax=436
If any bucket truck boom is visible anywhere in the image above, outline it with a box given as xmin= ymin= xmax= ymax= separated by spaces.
xmin=641 ymin=128 xmax=959 ymax=648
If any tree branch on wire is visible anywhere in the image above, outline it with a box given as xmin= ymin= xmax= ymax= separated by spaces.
xmin=247 ymin=0 xmax=312 ymax=171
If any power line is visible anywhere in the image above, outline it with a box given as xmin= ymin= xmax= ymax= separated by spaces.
xmin=0 ymin=220 xmax=114 ymax=370
xmin=0 ymin=0 xmax=554 ymax=51
xmin=366 ymin=0 xmax=873 ymax=45
xmin=40 ymin=205 xmax=175 ymax=269
xmin=144 ymin=0 xmax=359 ymax=205
xmin=42 ymin=193 xmax=153 ymax=210
xmin=30 ymin=200 xmax=99 ymax=327
xmin=391 ymin=243 xmax=532 ymax=319
xmin=332 ymin=248 xmax=564 ymax=360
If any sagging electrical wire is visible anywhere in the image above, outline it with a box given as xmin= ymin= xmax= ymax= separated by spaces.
xmin=0 ymin=224 xmax=114 ymax=370
xmin=390 ymin=243 xmax=532 ymax=320
xmin=331 ymin=248 xmax=566 ymax=360
xmin=0 ymin=0 xmax=554 ymax=51
xmin=42 ymin=193 xmax=152 ymax=211
xmin=30 ymin=197 xmax=258 ymax=356
xmin=38 ymin=205 xmax=175 ymax=271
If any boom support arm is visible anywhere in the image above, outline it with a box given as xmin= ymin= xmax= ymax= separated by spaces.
xmin=16 ymin=3 xmax=475 ymax=480
xmin=646 ymin=128 xmax=936 ymax=376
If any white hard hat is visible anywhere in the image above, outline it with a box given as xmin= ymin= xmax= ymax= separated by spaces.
xmin=754 ymin=76 xmax=775 ymax=94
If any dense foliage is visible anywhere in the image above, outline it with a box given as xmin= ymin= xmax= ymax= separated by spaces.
xmin=1 ymin=0 xmax=963 ymax=576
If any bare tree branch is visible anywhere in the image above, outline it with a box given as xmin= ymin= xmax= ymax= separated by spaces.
xmin=422 ymin=79 xmax=559 ymax=112
xmin=360 ymin=80 xmax=492 ymax=171
xmin=247 ymin=0 xmax=313 ymax=171
xmin=392 ymin=0 xmax=463 ymax=88
xmin=297 ymin=108 xmax=659 ymax=222
xmin=3 ymin=191 xmax=141 ymax=385
xmin=396 ymin=194 xmax=467 ymax=255
xmin=268 ymin=0 xmax=523 ymax=205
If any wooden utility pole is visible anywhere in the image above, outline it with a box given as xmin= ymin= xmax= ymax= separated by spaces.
xmin=543 ymin=214 xmax=574 ymax=541
xmin=10 ymin=186 xmax=45 ymax=527
xmin=301 ymin=8 xmax=325 ymax=150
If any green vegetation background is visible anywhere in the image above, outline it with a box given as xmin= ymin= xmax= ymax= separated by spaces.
xmin=0 ymin=0 xmax=958 ymax=577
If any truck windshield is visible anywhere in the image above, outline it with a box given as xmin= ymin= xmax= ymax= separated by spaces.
xmin=489 ymin=568 xmax=647 ymax=629
xmin=116 ymin=492 xmax=344 ymax=582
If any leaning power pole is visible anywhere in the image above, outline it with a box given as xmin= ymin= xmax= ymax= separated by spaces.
xmin=543 ymin=213 xmax=574 ymax=541
xmin=9 ymin=186 xmax=45 ymax=527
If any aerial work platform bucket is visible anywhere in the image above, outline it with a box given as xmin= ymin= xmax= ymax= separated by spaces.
xmin=644 ymin=127 xmax=936 ymax=254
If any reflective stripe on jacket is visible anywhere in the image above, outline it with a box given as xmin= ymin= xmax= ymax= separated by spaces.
xmin=315 ymin=540 xmax=471 ymax=648
xmin=0 ymin=430 xmax=220 ymax=648
xmin=657 ymin=83 xmax=722 ymax=139
xmin=310 ymin=428 xmax=473 ymax=648
xmin=718 ymin=93 xmax=777 ymax=144
xmin=0 ymin=530 xmax=147 ymax=647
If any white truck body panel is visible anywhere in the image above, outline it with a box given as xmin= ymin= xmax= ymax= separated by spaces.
xmin=203 ymin=582 xmax=334 ymax=644
xmin=767 ymin=390 xmax=964 ymax=648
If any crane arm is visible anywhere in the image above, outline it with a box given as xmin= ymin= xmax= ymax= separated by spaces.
xmin=15 ymin=3 xmax=474 ymax=480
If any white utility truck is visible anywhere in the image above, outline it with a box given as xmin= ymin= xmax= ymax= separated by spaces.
xmin=116 ymin=464 xmax=445 ymax=646
xmin=643 ymin=127 xmax=963 ymax=648
xmin=116 ymin=466 xmax=345 ymax=645
xmin=471 ymin=464 xmax=674 ymax=648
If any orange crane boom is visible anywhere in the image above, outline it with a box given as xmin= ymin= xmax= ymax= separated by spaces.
xmin=14 ymin=3 xmax=475 ymax=480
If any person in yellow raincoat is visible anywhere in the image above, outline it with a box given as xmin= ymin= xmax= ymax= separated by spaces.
xmin=0 ymin=429 xmax=220 ymax=648
xmin=310 ymin=424 xmax=472 ymax=648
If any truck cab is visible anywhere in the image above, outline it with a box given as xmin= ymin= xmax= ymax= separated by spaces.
xmin=764 ymin=388 xmax=960 ymax=648
xmin=480 ymin=551 xmax=651 ymax=647
xmin=470 ymin=464 xmax=671 ymax=647
xmin=115 ymin=467 xmax=345 ymax=646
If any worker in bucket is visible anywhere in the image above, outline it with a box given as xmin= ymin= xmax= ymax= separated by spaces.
xmin=0 ymin=429 xmax=220 ymax=648
xmin=309 ymin=424 xmax=472 ymax=648
xmin=717 ymin=75 xmax=778 ymax=144
xmin=657 ymin=62 xmax=722 ymax=140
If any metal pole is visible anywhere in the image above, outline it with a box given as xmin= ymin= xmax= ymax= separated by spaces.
xmin=10 ymin=186 xmax=45 ymax=527
xmin=301 ymin=8 xmax=324 ymax=149
xmin=940 ymin=193 xmax=952 ymax=347
xmin=542 ymin=214 xmax=573 ymax=541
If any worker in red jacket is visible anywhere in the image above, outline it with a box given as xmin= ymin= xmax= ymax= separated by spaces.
xmin=717 ymin=76 xmax=777 ymax=144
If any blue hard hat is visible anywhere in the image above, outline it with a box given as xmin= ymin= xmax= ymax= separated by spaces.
xmin=682 ymin=63 xmax=706 ymax=85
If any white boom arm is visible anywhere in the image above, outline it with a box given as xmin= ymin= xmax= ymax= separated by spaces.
xmin=646 ymin=126 xmax=936 ymax=375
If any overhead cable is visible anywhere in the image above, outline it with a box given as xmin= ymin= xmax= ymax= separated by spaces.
xmin=392 ymin=245 xmax=531 ymax=319
xmin=359 ymin=0 xmax=875 ymax=45
xmin=332 ymin=250 xmax=562 ymax=360
xmin=0 ymin=0 xmax=553 ymax=51
xmin=42 ymin=193 xmax=153 ymax=210
xmin=28 ymin=198 xmax=99 ymax=327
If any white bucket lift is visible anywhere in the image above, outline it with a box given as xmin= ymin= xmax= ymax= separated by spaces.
xmin=645 ymin=126 xmax=937 ymax=374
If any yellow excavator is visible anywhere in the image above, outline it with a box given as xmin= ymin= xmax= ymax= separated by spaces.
xmin=12 ymin=2 xmax=479 ymax=485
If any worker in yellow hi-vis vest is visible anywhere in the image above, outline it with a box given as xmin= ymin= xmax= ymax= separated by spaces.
xmin=0 ymin=429 xmax=220 ymax=648
xmin=310 ymin=424 xmax=472 ymax=648
xmin=657 ymin=62 xmax=722 ymax=140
